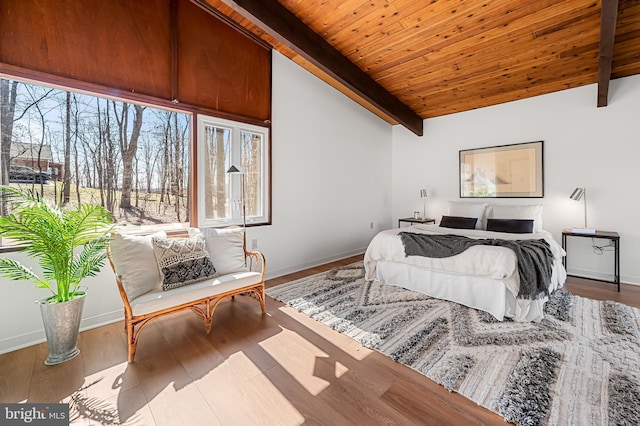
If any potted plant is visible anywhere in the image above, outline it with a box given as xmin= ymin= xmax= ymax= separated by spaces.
xmin=0 ymin=186 xmax=114 ymax=365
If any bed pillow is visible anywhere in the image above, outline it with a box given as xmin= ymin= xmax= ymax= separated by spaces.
xmin=151 ymin=233 xmax=216 ymax=291
xmin=488 ymin=204 xmax=543 ymax=232
xmin=439 ymin=215 xmax=478 ymax=230
xmin=447 ymin=201 xmax=489 ymax=230
xmin=109 ymin=231 xmax=166 ymax=300
xmin=486 ymin=218 xmax=534 ymax=234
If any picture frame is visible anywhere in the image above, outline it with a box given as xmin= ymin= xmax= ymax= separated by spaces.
xmin=459 ymin=141 xmax=543 ymax=198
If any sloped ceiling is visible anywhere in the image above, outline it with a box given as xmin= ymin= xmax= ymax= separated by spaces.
xmin=198 ymin=0 xmax=640 ymax=135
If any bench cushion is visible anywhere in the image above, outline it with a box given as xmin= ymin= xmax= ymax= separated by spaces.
xmin=129 ymin=271 xmax=262 ymax=316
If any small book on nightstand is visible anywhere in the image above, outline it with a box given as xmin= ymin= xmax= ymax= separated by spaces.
xmin=571 ymin=227 xmax=596 ymax=234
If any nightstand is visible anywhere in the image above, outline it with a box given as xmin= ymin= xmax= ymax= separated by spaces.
xmin=561 ymin=228 xmax=620 ymax=291
xmin=398 ymin=217 xmax=436 ymax=227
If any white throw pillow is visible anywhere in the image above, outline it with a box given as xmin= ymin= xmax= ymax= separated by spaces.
xmin=488 ymin=204 xmax=543 ymax=232
xmin=201 ymin=227 xmax=248 ymax=275
xmin=447 ymin=201 xmax=489 ymax=230
xmin=109 ymin=231 xmax=166 ymax=300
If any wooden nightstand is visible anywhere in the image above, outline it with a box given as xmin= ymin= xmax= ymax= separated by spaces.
xmin=398 ymin=217 xmax=436 ymax=227
xmin=561 ymin=228 xmax=620 ymax=291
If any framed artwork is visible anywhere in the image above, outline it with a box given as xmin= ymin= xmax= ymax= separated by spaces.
xmin=459 ymin=141 xmax=543 ymax=198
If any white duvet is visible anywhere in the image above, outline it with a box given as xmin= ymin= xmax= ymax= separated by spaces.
xmin=364 ymin=224 xmax=567 ymax=321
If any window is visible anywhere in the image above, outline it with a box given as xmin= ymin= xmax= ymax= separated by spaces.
xmin=0 ymin=78 xmax=191 ymax=244
xmin=1 ymin=78 xmax=270 ymax=247
xmin=197 ymin=115 xmax=270 ymax=227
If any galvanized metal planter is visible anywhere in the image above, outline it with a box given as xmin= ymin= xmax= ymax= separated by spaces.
xmin=38 ymin=292 xmax=86 ymax=366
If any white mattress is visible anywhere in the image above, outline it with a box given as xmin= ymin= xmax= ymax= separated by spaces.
xmin=364 ymin=225 xmax=567 ymax=322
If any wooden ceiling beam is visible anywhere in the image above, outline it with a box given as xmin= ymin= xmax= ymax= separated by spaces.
xmin=211 ymin=0 xmax=424 ymax=136
xmin=598 ymin=0 xmax=620 ymax=107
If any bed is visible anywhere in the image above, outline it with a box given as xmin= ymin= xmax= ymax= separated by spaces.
xmin=363 ymin=204 xmax=567 ymax=322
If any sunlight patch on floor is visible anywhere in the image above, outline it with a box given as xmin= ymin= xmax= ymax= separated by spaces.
xmin=259 ymin=328 xmax=331 ymax=396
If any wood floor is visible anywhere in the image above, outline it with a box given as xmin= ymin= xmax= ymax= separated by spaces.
xmin=1 ymin=254 xmax=639 ymax=425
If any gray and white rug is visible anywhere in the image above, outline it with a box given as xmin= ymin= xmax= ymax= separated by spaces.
xmin=266 ymin=262 xmax=640 ymax=426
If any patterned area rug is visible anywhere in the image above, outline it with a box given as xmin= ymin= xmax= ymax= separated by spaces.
xmin=266 ymin=262 xmax=640 ymax=426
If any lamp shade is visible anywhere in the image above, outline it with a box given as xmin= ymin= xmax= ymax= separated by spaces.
xmin=569 ymin=187 xmax=593 ymax=232
xmin=226 ymin=165 xmax=244 ymax=174
xmin=569 ymin=187 xmax=585 ymax=201
xmin=419 ymin=189 xmax=428 ymax=198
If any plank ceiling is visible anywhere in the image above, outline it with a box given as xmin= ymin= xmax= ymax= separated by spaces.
xmin=199 ymin=0 xmax=640 ymax=134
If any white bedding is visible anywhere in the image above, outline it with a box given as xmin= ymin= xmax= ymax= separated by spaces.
xmin=363 ymin=224 xmax=567 ymax=322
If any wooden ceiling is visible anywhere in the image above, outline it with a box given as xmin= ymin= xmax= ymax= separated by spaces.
xmin=199 ymin=0 xmax=640 ymax=134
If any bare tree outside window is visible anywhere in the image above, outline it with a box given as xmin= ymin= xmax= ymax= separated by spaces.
xmin=0 ymin=78 xmax=190 ymax=239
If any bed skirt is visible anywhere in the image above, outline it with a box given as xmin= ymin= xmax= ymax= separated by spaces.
xmin=372 ymin=260 xmax=560 ymax=322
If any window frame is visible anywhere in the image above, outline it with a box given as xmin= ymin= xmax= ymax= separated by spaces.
xmin=196 ymin=114 xmax=270 ymax=228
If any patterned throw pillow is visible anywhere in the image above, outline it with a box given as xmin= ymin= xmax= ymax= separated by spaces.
xmin=151 ymin=234 xmax=216 ymax=291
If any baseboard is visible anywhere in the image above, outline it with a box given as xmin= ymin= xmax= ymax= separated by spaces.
xmin=0 ymin=329 xmax=47 ymax=355
xmin=265 ymin=247 xmax=366 ymax=280
xmin=566 ymin=267 xmax=639 ymax=286
xmin=0 ymin=310 xmax=123 ymax=355
xmin=79 ymin=310 xmax=124 ymax=330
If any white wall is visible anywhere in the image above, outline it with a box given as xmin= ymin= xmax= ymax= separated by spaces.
xmin=392 ymin=74 xmax=640 ymax=285
xmin=0 ymin=51 xmax=393 ymax=354
xmin=247 ymin=51 xmax=393 ymax=276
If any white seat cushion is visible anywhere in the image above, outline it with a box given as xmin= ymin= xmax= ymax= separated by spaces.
xmin=129 ymin=271 xmax=262 ymax=316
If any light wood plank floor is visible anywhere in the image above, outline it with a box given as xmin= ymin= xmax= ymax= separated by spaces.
xmin=1 ymin=255 xmax=639 ymax=425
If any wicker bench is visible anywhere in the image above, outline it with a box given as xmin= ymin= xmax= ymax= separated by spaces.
xmin=108 ymin=227 xmax=265 ymax=363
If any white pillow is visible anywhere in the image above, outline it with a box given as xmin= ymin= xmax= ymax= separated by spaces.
xmin=488 ymin=204 xmax=543 ymax=232
xmin=109 ymin=231 xmax=166 ymax=300
xmin=448 ymin=201 xmax=489 ymax=230
xmin=201 ymin=227 xmax=248 ymax=275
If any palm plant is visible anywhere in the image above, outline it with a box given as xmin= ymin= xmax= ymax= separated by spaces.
xmin=0 ymin=186 xmax=114 ymax=303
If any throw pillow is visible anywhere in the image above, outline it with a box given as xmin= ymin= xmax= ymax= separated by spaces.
xmin=486 ymin=218 xmax=535 ymax=234
xmin=439 ymin=215 xmax=478 ymax=230
xmin=201 ymin=227 xmax=248 ymax=275
xmin=109 ymin=231 xmax=166 ymax=300
xmin=152 ymin=233 xmax=216 ymax=291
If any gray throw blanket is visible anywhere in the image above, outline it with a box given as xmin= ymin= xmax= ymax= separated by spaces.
xmin=399 ymin=232 xmax=554 ymax=300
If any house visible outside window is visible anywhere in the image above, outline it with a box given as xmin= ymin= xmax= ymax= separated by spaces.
xmin=0 ymin=78 xmax=271 ymax=247
xmin=197 ymin=115 xmax=270 ymax=227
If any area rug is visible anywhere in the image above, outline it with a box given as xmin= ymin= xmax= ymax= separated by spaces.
xmin=266 ymin=262 xmax=640 ymax=426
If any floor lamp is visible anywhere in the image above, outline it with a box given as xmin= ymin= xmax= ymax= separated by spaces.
xmin=227 ymin=165 xmax=246 ymax=246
